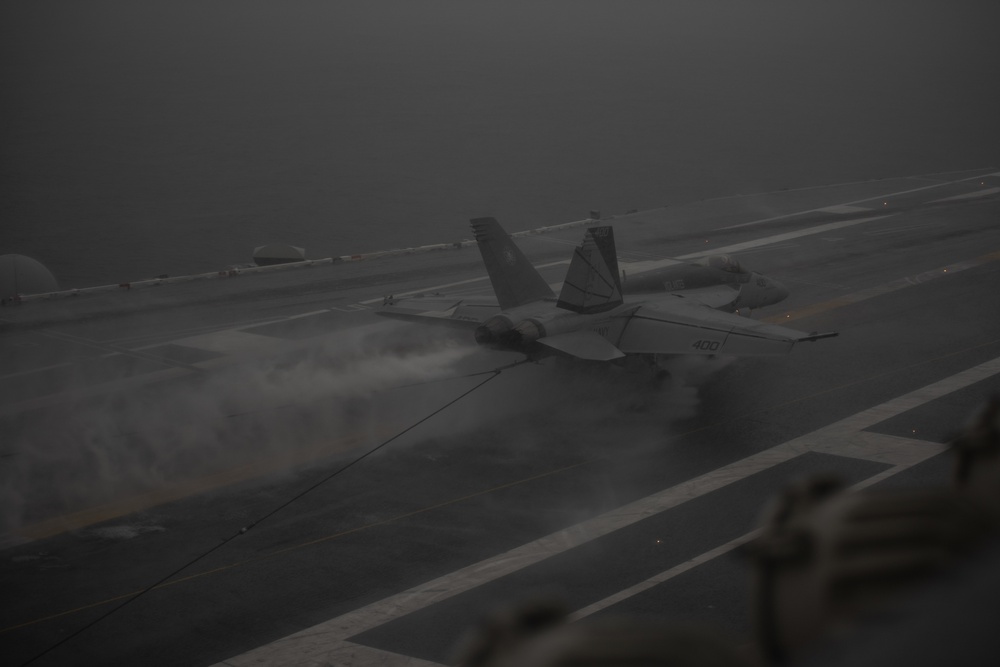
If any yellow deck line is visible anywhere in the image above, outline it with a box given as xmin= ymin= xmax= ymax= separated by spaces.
xmin=16 ymin=430 xmax=386 ymax=541
xmin=764 ymin=249 xmax=1000 ymax=324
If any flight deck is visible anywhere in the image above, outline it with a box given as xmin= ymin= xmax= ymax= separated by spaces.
xmin=2 ymin=169 xmax=999 ymax=666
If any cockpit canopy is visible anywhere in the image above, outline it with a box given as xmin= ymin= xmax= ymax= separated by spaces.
xmin=697 ymin=254 xmax=743 ymax=274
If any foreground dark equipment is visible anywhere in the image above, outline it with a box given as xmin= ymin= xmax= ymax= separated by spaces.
xmin=454 ymin=398 xmax=1000 ymax=667
xmin=457 ymin=602 xmax=750 ymax=667
xmin=749 ymin=479 xmax=992 ymax=663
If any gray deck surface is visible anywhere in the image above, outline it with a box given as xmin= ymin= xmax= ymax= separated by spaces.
xmin=2 ymin=169 xmax=999 ymax=666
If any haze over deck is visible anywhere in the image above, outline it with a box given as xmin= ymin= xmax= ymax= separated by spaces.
xmin=3 ymin=2 xmax=998 ymax=287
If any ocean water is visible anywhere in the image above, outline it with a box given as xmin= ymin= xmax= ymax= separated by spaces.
xmin=2 ymin=1 xmax=998 ymax=288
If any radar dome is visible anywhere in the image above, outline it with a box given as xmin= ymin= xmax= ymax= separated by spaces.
xmin=0 ymin=254 xmax=59 ymax=298
xmin=253 ymin=244 xmax=306 ymax=266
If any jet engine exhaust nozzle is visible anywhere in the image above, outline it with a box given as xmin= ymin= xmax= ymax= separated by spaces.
xmin=513 ymin=319 xmax=543 ymax=342
xmin=475 ymin=315 xmax=514 ymax=345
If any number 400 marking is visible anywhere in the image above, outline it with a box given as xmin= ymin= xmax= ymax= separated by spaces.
xmin=691 ymin=339 xmax=720 ymax=351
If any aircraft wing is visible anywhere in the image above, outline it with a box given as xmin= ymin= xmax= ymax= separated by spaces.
xmin=664 ymin=285 xmax=740 ymax=310
xmin=537 ymin=331 xmax=627 ymax=361
xmin=617 ymin=298 xmax=835 ymax=356
xmin=376 ymin=296 xmax=500 ymax=329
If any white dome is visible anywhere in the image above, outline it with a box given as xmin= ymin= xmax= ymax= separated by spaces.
xmin=253 ymin=244 xmax=306 ymax=266
xmin=0 ymin=254 xmax=59 ymax=297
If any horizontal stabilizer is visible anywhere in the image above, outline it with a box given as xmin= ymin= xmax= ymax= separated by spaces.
xmin=618 ymin=301 xmax=836 ymax=356
xmin=536 ymin=331 xmax=626 ymax=361
xmin=670 ymin=285 xmax=740 ymax=310
xmin=377 ymin=296 xmax=500 ymax=329
xmin=799 ymin=331 xmax=839 ymax=342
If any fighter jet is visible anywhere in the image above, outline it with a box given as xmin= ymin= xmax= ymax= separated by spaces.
xmin=377 ymin=218 xmax=835 ymax=367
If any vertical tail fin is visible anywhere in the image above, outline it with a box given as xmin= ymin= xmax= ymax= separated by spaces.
xmin=470 ymin=217 xmax=556 ymax=309
xmin=556 ymin=226 xmax=623 ymax=313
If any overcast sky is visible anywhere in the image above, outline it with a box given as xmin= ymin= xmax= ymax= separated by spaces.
xmin=2 ymin=2 xmax=998 ymax=285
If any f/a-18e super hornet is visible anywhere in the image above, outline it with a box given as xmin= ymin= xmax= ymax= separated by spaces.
xmin=377 ymin=218 xmax=835 ymax=366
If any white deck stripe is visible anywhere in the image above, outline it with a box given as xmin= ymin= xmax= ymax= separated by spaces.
xmin=723 ymin=170 xmax=997 ymax=229
xmin=570 ymin=530 xmax=762 ymax=623
xmin=571 ymin=435 xmax=941 ymax=622
xmin=358 ymin=260 xmax=571 ymax=306
xmin=283 ymin=309 xmax=331 ymax=320
xmin=931 ymin=186 xmax=1000 ymax=203
xmin=621 ymin=215 xmax=891 ymax=275
xmin=215 ymin=355 xmax=1000 ymax=667
xmin=818 ymin=204 xmax=871 ymax=214
xmin=0 ymin=361 xmax=75 ymax=382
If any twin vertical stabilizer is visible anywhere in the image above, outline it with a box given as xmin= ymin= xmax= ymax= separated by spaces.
xmin=472 ymin=218 xmax=624 ymax=315
xmin=556 ymin=226 xmax=623 ymax=313
xmin=471 ymin=217 xmax=555 ymax=310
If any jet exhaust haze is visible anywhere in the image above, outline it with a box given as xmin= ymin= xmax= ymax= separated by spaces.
xmin=1 ymin=314 xmax=733 ymax=540
xmin=0 ymin=322 xmax=479 ymax=535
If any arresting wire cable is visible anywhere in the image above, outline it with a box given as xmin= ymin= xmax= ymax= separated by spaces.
xmin=19 ymin=356 xmax=531 ymax=667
